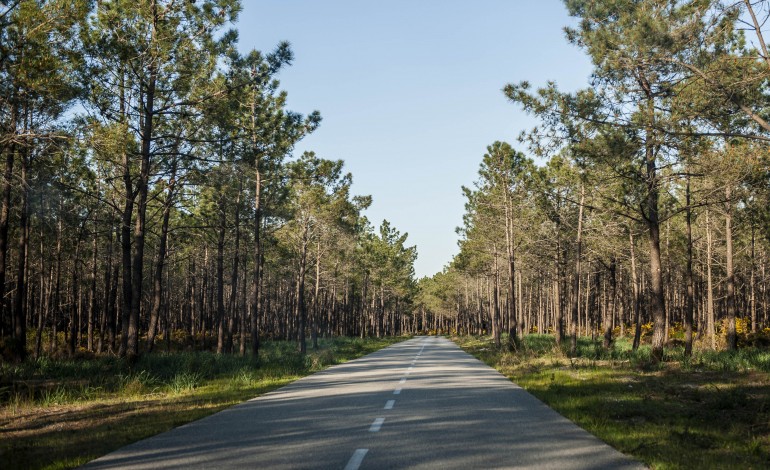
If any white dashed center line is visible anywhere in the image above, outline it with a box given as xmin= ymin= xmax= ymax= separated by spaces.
xmin=384 ymin=400 xmax=395 ymax=410
xmin=369 ymin=418 xmax=385 ymax=432
xmin=344 ymin=449 xmax=368 ymax=470
xmin=399 ymin=377 xmax=406 ymax=384
xmin=394 ymin=388 xmax=401 ymax=395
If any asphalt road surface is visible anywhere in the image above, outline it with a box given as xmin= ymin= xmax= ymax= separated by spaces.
xmin=83 ymin=336 xmax=646 ymax=469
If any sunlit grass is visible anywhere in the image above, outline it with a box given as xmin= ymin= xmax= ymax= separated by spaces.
xmin=455 ymin=334 xmax=770 ymax=470
xmin=0 ymin=335 xmax=407 ymax=470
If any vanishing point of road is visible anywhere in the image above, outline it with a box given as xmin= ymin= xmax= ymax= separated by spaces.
xmin=83 ymin=337 xmax=646 ymax=469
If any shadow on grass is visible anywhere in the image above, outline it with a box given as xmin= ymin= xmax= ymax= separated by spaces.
xmin=0 ymin=335 xmax=408 ymax=470
xmin=1 ymin=378 xmax=295 ymax=470
xmin=455 ymin=334 xmax=770 ymax=470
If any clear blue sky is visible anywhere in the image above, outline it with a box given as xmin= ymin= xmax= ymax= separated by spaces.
xmin=235 ymin=1 xmax=593 ymax=279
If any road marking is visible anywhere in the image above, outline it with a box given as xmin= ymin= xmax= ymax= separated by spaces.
xmin=385 ymin=399 xmax=395 ymax=410
xmin=399 ymin=377 xmax=406 ymax=384
xmin=344 ymin=449 xmax=368 ymax=470
xmin=408 ymin=366 xmax=413 ymax=370
xmin=394 ymin=388 xmax=401 ymax=395
xmin=369 ymin=418 xmax=385 ymax=432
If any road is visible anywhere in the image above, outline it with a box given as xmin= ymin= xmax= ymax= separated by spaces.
xmin=83 ymin=336 xmax=645 ymax=469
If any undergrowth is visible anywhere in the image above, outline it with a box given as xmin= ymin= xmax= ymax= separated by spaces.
xmin=455 ymin=334 xmax=770 ymax=470
xmin=0 ymin=335 xmax=405 ymax=470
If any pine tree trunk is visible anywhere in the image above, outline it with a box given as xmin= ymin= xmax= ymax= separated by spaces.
xmin=12 ymin=143 xmax=28 ymax=361
xmin=0 ymin=105 xmax=16 ymax=344
xmin=492 ymin=250 xmax=501 ymax=348
xmin=570 ymin=186 xmax=585 ymax=356
xmin=147 ymin=165 xmax=175 ymax=353
xmin=107 ymin=249 xmax=119 ymax=354
xmin=648 ymin=205 xmax=666 ymax=359
xmin=603 ymin=260 xmax=616 ymax=350
xmin=227 ymin=180 xmax=242 ymax=354
xmin=128 ymin=72 xmax=156 ymax=360
xmin=685 ymin=178 xmax=695 ymax=356
xmin=118 ymin=150 xmax=133 ymax=357
xmin=706 ymin=209 xmax=716 ymax=349
xmin=312 ymin=240 xmax=321 ymax=350
xmin=725 ymin=186 xmax=737 ymax=350
xmin=645 ymin=107 xmax=667 ymax=362
xmin=378 ymin=286 xmax=385 ymax=338
xmin=505 ymin=194 xmax=517 ymax=349
xmin=97 ymin=228 xmax=112 ymax=354
xmin=88 ymin=225 xmax=97 ymax=352
xmin=35 ymin=231 xmax=50 ymax=359
xmin=750 ymin=225 xmax=757 ymax=334
xmin=216 ymin=196 xmax=226 ymax=355
xmin=250 ymin=98 xmax=262 ymax=359
xmin=51 ymin=203 xmax=63 ymax=356
xmin=296 ymin=225 xmax=309 ymax=354
xmin=69 ymin=226 xmax=85 ymax=357
xmin=631 ymin=231 xmax=642 ymax=351
xmin=554 ymin=236 xmax=564 ymax=345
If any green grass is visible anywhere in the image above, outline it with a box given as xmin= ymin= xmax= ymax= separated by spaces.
xmin=454 ymin=334 xmax=770 ymax=470
xmin=0 ymin=335 xmax=406 ymax=470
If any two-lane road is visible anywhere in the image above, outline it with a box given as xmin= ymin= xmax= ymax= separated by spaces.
xmin=83 ymin=337 xmax=645 ymax=469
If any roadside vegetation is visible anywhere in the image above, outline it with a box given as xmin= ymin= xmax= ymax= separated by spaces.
xmin=455 ymin=334 xmax=770 ymax=470
xmin=0 ymin=336 xmax=404 ymax=470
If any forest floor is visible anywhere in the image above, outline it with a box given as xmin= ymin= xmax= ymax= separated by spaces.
xmin=454 ymin=334 xmax=770 ymax=470
xmin=0 ymin=336 xmax=404 ymax=470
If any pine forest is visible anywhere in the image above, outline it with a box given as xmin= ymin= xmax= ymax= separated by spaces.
xmin=1 ymin=1 xmax=770 ymax=364
xmin=0 ymin=0 xmax=418 ymax=363
xmin=5 ymin=1 xmax=770 ymax=469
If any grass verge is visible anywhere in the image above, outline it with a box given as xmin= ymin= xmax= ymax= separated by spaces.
xmin=453 ymin=334 xmax=770 ymax=470
xmin=0 ymin=336 xmax=406 ymax=470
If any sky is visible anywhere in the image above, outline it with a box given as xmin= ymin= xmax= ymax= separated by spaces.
xmin=235 ymin=1 xmax=594 ymax=279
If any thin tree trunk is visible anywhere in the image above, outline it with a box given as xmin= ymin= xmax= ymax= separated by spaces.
xmin=750 ymin=224 xmax=757 ymax=334
xmin=12 ymin=141 xmax=28 ymax=361
xmin=706 ymin=208 xmax=716 ymax=349
xmin=107 ymin=245 xmax=119 ymax=354
xmin=685 ymin=178 xmax=695 ymax=356
xmin=492 ymin=248 xmax=501 ymax=348
xmin=35 ymin=219 xmax=50 ymax=359
xmin=216 ymin=195 xmax=226 ymax=355
xmin=147 ymin=161 xmax=176 ymax=353
xmin=570 ymin=186 xmax=585 ymax=356
xmin=0 ymin=105 xmax=16 ymax=344
xmin=725 ymin=186 xmax=737 ymax=350
xmin=250 ymin=81 xmax=263 ymax=359
xmin=631 ymin=231 xmax=642 ymax=351
xmin=87 ymin=224 xmax=97 ymax=352
xmin=505 ymin=190 xmax=517 ymax=350
xmin=378 ymin=285 xmax=385 ymax=338
xmin=227 ymin=179 xmax=242 ymax=354
xmin=51 ymin=199 xmax=63 ymax=356
xmin=312 ymin=239 xmax=321 ymax=350
xmin=554 ymin=235 xmax=564 ymax=345
xmin=296 ymin=225 xmax=309 ymax=354
xmin=69 ymin=222 xmax=87 ymax=357
xmin=603 ymin=260 xmax=616 ymax=350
